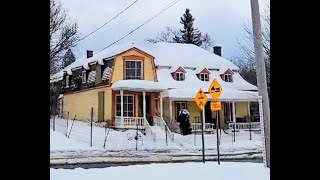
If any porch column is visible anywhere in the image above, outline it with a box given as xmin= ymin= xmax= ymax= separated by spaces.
xmin=169 ymin=99 xmax=173 ymax=121
xmin=160 ymin=92 xmax=163 ymax=120
xmin=232 ymin=101 xmax=236 ymax=123
xmin=143 ymin=91 xmax=146 ymax=121
xmin=247 ymin=102 xmax=251 ymax=122
xmin=120 ymin=90 xmax=124 ymax=125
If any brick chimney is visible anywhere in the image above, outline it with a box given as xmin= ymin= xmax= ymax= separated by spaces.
xmin=213 ymin=46 xmax=222 ymax=56
xmin=87 ymin=50 xmax=93 ymax=58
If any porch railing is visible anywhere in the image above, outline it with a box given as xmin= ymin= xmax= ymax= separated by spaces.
xmin=191 ymin=123 xmax=214 ymax=132
xmin=114 ymin=116 xmax=144 ymax=129
xmin=228 ymin=122 xmax=261 ymax=130
xmin=154 ymin=116 xmax=174 ymax=142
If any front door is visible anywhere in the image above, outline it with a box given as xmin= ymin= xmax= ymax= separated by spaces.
xmin=204 ymin=102 xmax=214 ymax=123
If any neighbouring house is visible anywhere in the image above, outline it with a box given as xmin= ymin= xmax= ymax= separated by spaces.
xmin=50 ymin=42 xmax=262 ymax=132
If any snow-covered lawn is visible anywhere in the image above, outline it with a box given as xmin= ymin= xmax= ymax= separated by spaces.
xmin=50 ymin=118 xmax=262 ymax=155
xmin=50 ymin=162 xmax=269 ymax=180
xmin=50 ymin=130 xmax=96 ymax=152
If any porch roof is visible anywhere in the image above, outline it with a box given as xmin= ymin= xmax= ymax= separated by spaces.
xmin=111 ymin=80 xmax=168 ymax=92
xmin=162 ymin=88 xmax=260 ymax=101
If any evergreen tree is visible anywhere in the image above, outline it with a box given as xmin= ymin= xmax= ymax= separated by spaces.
xmin=62 ymin=49 xmax=76 ymax=68
xmin=179 ymin=8 xmax=202 ymax=46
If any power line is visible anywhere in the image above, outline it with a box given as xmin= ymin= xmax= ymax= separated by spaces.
xmin=77 ymin=0 xmax=140 ymax=42
xmin=96 ymin=0 xmax=183 ymax=54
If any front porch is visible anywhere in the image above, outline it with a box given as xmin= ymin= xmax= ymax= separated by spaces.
xmin=111 ymin=80 xmax=167 ymax=129
xmin=161 ymin=88 xmax=263 ymax=133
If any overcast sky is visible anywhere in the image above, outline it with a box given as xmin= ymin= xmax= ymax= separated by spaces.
xmin=62 ymin=0 xmax=269 ymax=60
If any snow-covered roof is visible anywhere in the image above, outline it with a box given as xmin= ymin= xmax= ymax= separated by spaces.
xmin=111 ymin=80 xmax=168 ymax=92
xmin=163 ymin=88 xmax=260 ymax=101
xmin=50 ymin=42 xmax=258 ymax=101
xmin=50 ymin=55 xmax=87 ymax=82
xmin=140 ymin=42 xmax=238 ymax=69
xmin=195 ymin=67 xmax=210 ymax=74
xmin=50 ymin=43 xmax=154 ymax=83
xmin=156 ymin=68 xmax=257 ymax=91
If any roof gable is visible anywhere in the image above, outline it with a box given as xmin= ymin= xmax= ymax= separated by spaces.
xmin=222 ymin=68 xmax=234 ymax=75
xmin=170 ymin=66 xmax=187 ymax=73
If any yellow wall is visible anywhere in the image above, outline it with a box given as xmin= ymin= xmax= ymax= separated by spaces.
xmin=111 ymin=49 xmax=156 ymax=83
xmin=162 ymin=99 xmax=201 ymax=123
xmin=187 ymin=101 xmax=201 ymax=123
xmin=161 ymin=100 xmax=250 ymax=127
xmin=63 ymin=87 xmax=112 ymax=122
xmin=236 ymin=102 xmax=249 ymax=118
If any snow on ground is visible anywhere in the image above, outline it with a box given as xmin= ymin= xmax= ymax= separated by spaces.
xmin=50 ymin=130 xmax=95 ymax=152
xmin=50 ymin=118 xmax=262 ymax=155
xmin=50 ymin=162 xmax=269 ymax=180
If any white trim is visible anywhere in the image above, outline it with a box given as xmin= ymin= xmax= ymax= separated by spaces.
xmin=160 ymin=93 xmax=163 ymax=120
xmin=143 ymin=91 xmax=146 ymax=120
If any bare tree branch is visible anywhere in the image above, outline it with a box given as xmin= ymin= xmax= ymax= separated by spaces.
xmin=231 ymin=1 xmax=270 ymax=90
xmin=50 ymin=0 xmax=79 ymax=74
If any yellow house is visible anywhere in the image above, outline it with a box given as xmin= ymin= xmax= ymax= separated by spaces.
xmin=50 ymin=42 xmax=262 ymax=132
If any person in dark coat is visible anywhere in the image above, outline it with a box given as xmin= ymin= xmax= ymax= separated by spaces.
xmin=177 ymin=106 xmax=192 ymax=135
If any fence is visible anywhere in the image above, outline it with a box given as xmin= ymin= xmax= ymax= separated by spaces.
xmin=50 ymin=108 xmax=263 ymax=154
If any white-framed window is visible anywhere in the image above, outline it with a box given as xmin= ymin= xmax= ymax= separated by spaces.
xmin=176 ymin=72 xmax=185 ymax=81
xmin=125 ymin=60 xmax=142 ymax=80
xmin=224 ymin=74 xmax=233 ymax=82
xmin=175 ymin=102 xmax=187 ymax=118
xmin=66 ymin=75 xmax=69 ymax=88
xmin=200 ymin=73 xmax=209 ymax=81
xmin=115 ymin=94 xmax=134 ymax=117
xmin=82 ymin=70 xmax=87 ymax=84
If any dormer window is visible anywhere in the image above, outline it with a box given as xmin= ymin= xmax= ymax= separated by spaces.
xmin=196 ymin=68 xmax=210 ymax=81
xmin=176 ymin=72 xmax=185 ymax=81
xmin=170 ymin=66 xmax=186 ymax=81
xmin=200 ymin=73 xmax=209 ymax=81
xmin=220 ymin=69 xmax=234 ymax=82
xmin=223 ymin=74 xmax=233 ymax=82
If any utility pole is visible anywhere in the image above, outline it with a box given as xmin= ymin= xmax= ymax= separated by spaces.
xmin=250 ymin=0 xmax=270 ymax=167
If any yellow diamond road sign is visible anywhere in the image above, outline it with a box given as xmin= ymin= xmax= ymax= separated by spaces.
xmin=210 ymin=101 xmax=222 ymax=111
xmin=208 ymin=79 xmax=222 ymax=101
xmin=194 ymin=88 xmax=208 ymax=110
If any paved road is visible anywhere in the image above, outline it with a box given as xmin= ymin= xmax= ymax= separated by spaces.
xmin=51 ymin=152 xmax=262 ymax=169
